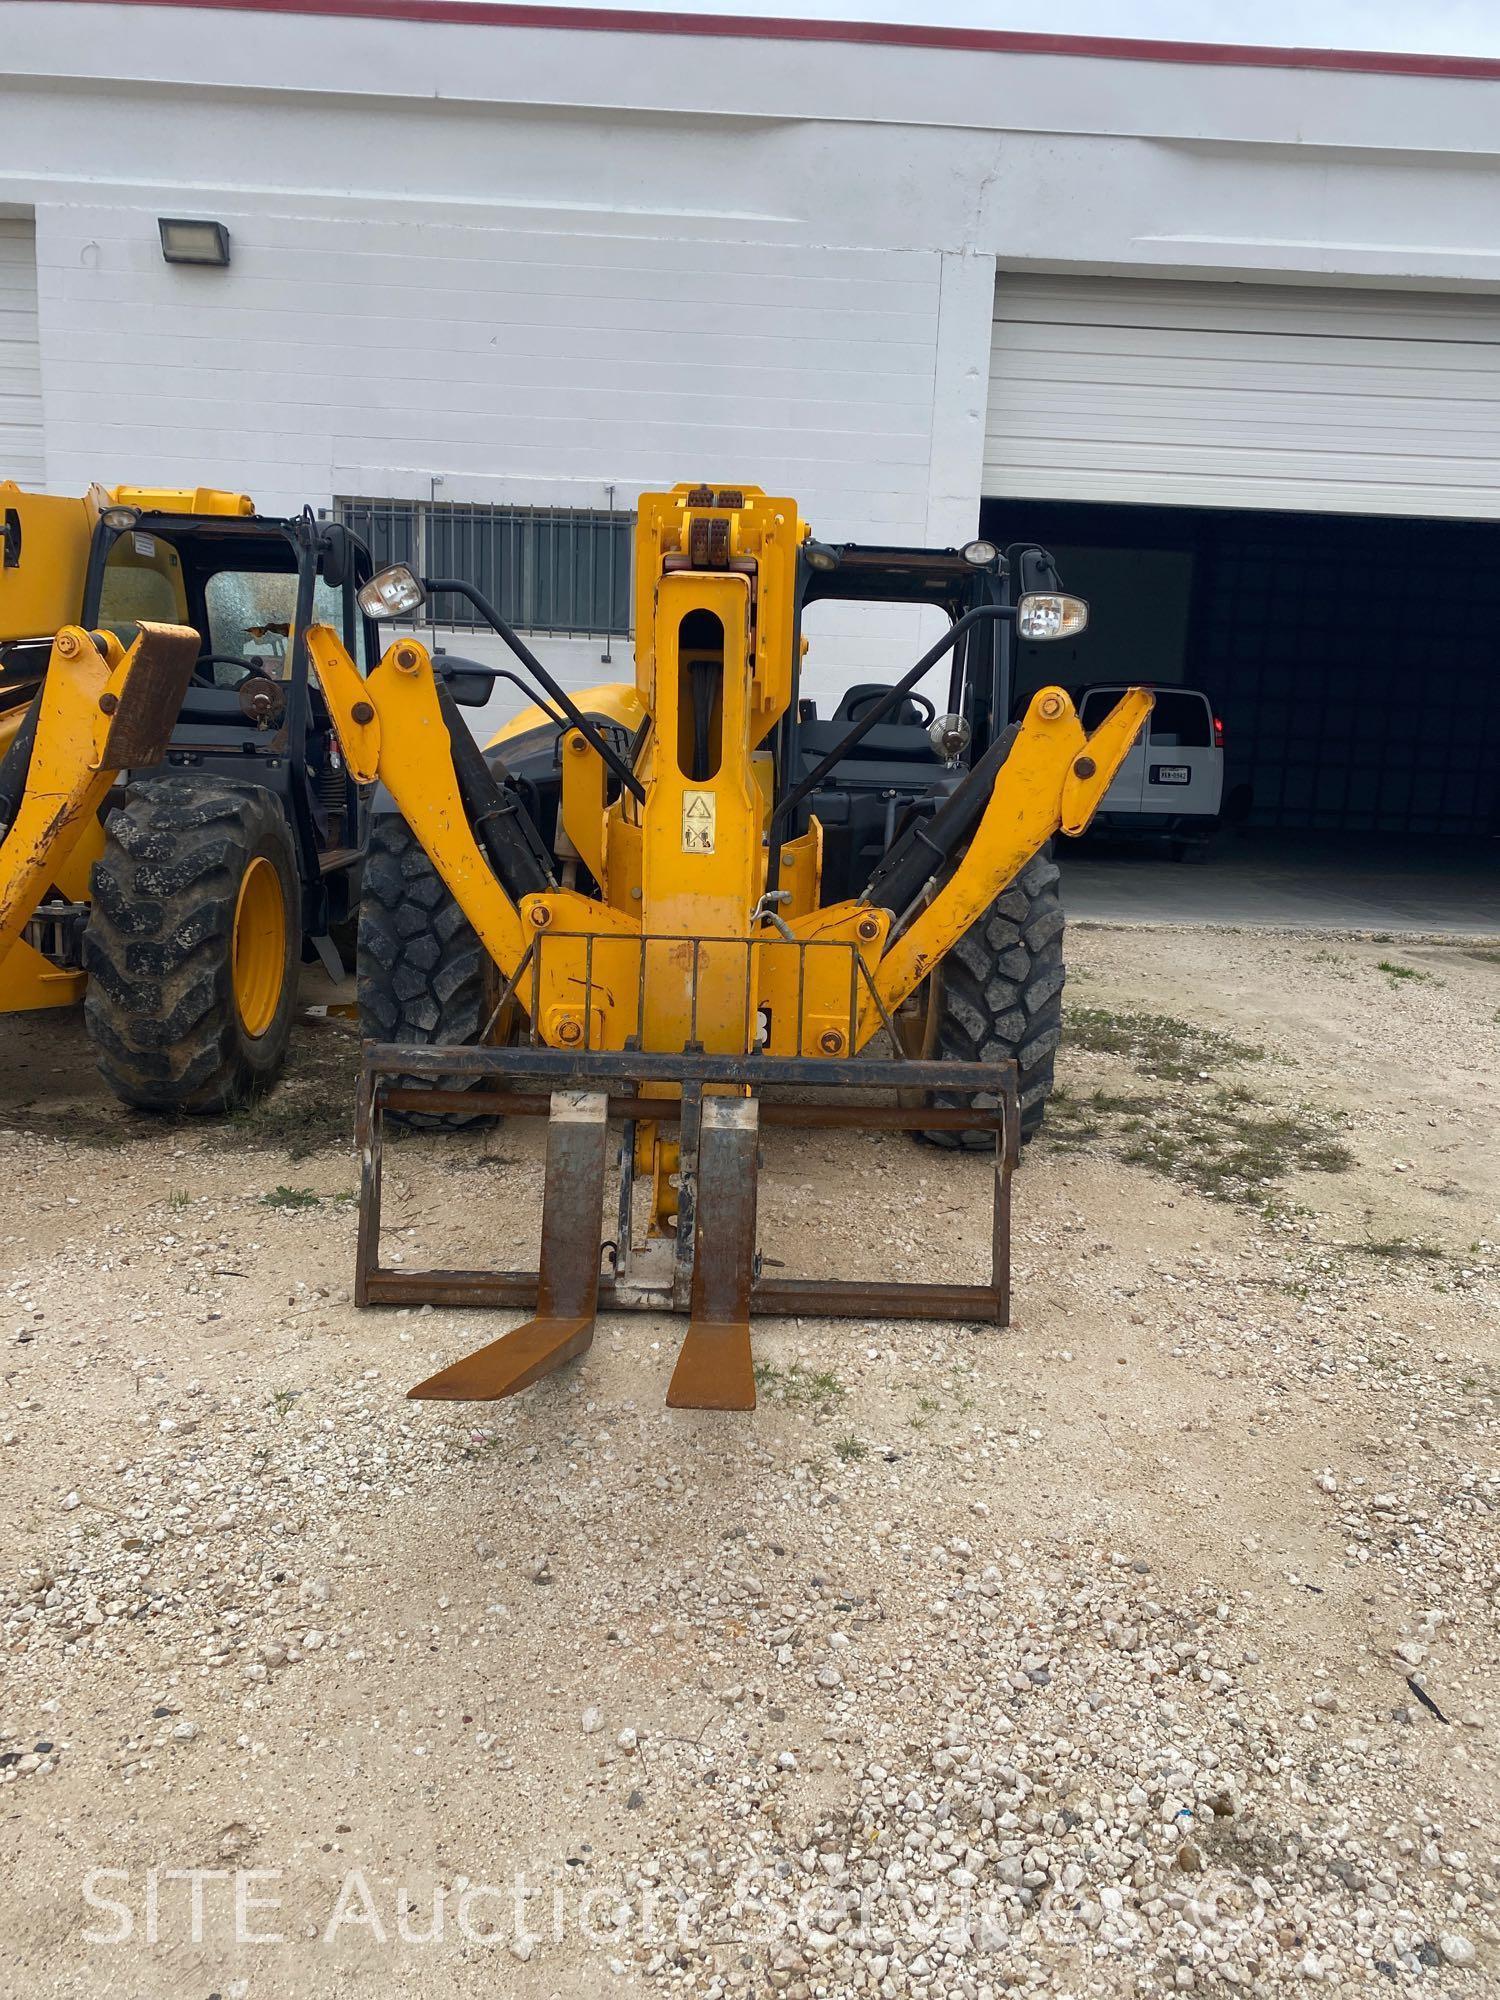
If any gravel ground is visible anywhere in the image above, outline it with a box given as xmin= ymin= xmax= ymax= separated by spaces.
xmin=0 ymin=925 xmax=1496 ymax=1998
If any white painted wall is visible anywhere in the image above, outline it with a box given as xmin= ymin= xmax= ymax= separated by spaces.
xmin=3 ymin=2 xmax=1499 ymax=715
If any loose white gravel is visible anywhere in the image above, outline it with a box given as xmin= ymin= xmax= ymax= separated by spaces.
xmin=0 ymin=925 xmax=1495 ymax=1996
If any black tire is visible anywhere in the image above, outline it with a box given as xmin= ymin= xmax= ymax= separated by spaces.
xmin=356 ymin=813 xmax=497 ymax=1128
xmin=917 ymin=848 xmax=1065 ymax=1150
xmin=84 ymin=777 xmax=300 ymax=1113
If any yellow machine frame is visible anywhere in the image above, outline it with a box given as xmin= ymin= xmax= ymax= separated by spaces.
xmin=0 ymin=481 xmax=253 ymax=1015
xmin=0 ymin=624 xmax=200 ymax=1008
xmin=305 ymin=484 xmax=1149 ymax=1412
xmin=308 ymin=488 xmax=1148 ymax=1065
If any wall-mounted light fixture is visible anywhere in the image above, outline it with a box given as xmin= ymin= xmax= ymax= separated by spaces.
xmin=158 ymin=217 xmax=231 ymax=267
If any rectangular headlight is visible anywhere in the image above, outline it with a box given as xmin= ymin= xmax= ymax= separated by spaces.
xmin=357 ymin=564 xmax=426 ymax=621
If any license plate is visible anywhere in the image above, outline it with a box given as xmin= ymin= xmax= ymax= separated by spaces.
xmin=1151 ymin=764 xmax=1190 ymax=785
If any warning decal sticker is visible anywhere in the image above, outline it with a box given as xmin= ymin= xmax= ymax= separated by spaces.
xmin=682 ymin=790 xmax=716 ymax=854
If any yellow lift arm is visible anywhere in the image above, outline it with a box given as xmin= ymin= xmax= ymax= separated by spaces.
xmin=308 ymin=625 xmax=1149 ymax=1057
xmin=0 ymin=623 xmax=200 ymax=1011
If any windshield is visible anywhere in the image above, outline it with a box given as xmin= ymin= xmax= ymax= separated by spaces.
xmin=205 ymin=570 xmax=344 ymax=675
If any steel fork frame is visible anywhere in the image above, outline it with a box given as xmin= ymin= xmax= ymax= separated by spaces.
xmin=355 ymin=1042 xmax=1019 ymax=1329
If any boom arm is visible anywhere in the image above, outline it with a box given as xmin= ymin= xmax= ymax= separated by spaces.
xmin=308 ymin=622 xmax=1149 ymax=1056
xmin=867 ymin=684 xmax=1150 ymax=1022
xmin=0 ymin=621 xmax=200 ymax=1010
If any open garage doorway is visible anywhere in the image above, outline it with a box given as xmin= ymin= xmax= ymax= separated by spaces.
xmin=981 ymin=498 xmax=1500 ymax=933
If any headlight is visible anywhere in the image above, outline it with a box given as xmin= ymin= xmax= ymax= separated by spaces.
xmin=802 ymin=541 xmax=840 ymax=573
xmin=357 ymin=564 xmax=427 ymax=621
xmin=1017 ymin=593 xmax=1088 ymax=641
xmin=100 ymin=504 xmax=140 ymax=533
xmin=961 ymin=538 xmax=999 ymax=567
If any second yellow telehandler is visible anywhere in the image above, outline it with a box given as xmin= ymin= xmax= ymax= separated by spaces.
xmin=0 ymin=480 xmax=382 ymax=1110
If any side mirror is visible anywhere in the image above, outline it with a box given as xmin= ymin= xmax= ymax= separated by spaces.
xmin=318 ymin=523 xmax=352 ymax=590
xmin=433 ymin=653 xmax=500 ymax=708
xmin=357 ymin=564 xmax=426 ymax=621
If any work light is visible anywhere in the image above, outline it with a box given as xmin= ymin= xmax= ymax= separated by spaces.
xmin=358 ymin=565 xmax=427 ymax=621
xmin=158 ymin=218 xmax=231 ymax=267
xmin=1017 ymin=593 xmax=1088 ymax=641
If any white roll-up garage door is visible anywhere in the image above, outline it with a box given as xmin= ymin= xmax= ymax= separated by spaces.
xmin=0 ymin=218 xmax=43 ymax=488
xmin=985 ymin=274 xmax=1500 ymax=519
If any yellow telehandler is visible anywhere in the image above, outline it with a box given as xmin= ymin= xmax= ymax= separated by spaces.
xmin=0 ymin=479 xmax=381 ymax=1109
xmin=305 ymin=484 xmax=1151 ymax=1411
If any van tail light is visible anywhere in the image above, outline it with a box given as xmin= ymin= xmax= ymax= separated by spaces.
xmin=1213 ymin=714 xmax=1225 ymax=749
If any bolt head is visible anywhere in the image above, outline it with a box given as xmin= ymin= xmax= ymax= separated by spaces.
xmin=394 ymin=645 xmax=420 ymax=672
xmin=556 ymin=1018 xmax=582 ymax=1046
xmin=97 ymin=691 xmax=119 ymax=715
xmin=1038 ymin=692 xmax=1065 ymax=720
xmin=819 ymin=1029 xmax=845 ymax=1055
xmin=1073 ymin=754 xmax=1097 ymax=779
xmin=56 ymin=631 xmax=80 ymax=658
xmin=529 ymin=905 xmax=552 ymax=929
xmin=856 ymin=916 xmax=880 ymax=942
xmin=351 ymin=700 xmax=375 ymax=726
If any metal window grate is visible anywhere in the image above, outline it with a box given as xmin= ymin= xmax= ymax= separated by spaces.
xmin=336 ymin=498 xmax=633 ymax=639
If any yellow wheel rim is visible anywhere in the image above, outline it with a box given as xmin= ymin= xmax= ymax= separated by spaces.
xmin=232 ymin=856 xmax=286 ymax=1039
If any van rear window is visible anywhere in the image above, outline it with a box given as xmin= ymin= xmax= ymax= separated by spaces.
xmin=1147 ymin=691 xmax=1212 ymax=748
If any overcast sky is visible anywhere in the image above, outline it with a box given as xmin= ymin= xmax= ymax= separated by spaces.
xmin=471 ymin=1 xmax=1500 ymax=59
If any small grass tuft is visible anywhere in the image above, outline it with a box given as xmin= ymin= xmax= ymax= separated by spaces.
xmin=1066 ymin=1005 xmax=1265 ymax=1082
xmin=1377 ymin=960 xmax=1436 ymax=986
xmin=753 ymin=1360 xmax=845 ymax=1408
xmin=261 ymin=1185 xmax=322 ymax=1211
xmin=220 ymin=1038 xmax=356 ymax=1161
xmin=834 ymin=1434 xmax=868 ymax=1462
xmin=1353 ymin=1237 xmax=1445 ymax=1263
xmin=267 ymin=1386 xmax=300 ymax=1420
xmin=1043 ymin=1079 xmax=1352 ymax=1208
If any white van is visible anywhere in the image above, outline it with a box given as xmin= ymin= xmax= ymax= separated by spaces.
xmin=1076 ymin=685 xmax=1225 ymax=856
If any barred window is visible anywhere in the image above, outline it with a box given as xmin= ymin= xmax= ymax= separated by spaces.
xmin=336 ymin=499 xmax=632 ymax=639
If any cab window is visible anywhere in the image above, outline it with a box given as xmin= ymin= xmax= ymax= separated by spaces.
xmin=1147 ymin=691 xmax=1212 ymax=748
xmin=96 ymin=535 xmax=188 ymax=641
xmin=204 ymin=571 xmax=344 ymax=678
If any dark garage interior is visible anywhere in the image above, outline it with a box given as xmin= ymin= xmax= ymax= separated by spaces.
xmin=983 ymin=498 xmax=1500 ymax=843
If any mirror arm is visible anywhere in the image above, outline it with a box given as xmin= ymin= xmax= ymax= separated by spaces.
xmin=438 ymin=659 xmax=567 ymax=725
xmin=422 ymin=577 xmax=644 ymax=804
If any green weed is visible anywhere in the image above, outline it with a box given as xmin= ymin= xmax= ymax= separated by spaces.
xmin=753 ymin=1361 xmax=845 ymax=1408
xmin=1066 ymin=1005 xmax=1265 ymax=1082
xmin=261 ymin=1185 xmax=322 ymax=1211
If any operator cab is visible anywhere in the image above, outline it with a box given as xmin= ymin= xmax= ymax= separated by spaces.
xmin=782 ymin=539 xmax=1065 ymax=902
xmin=82 ymin=505 xmax=380 ymax=874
